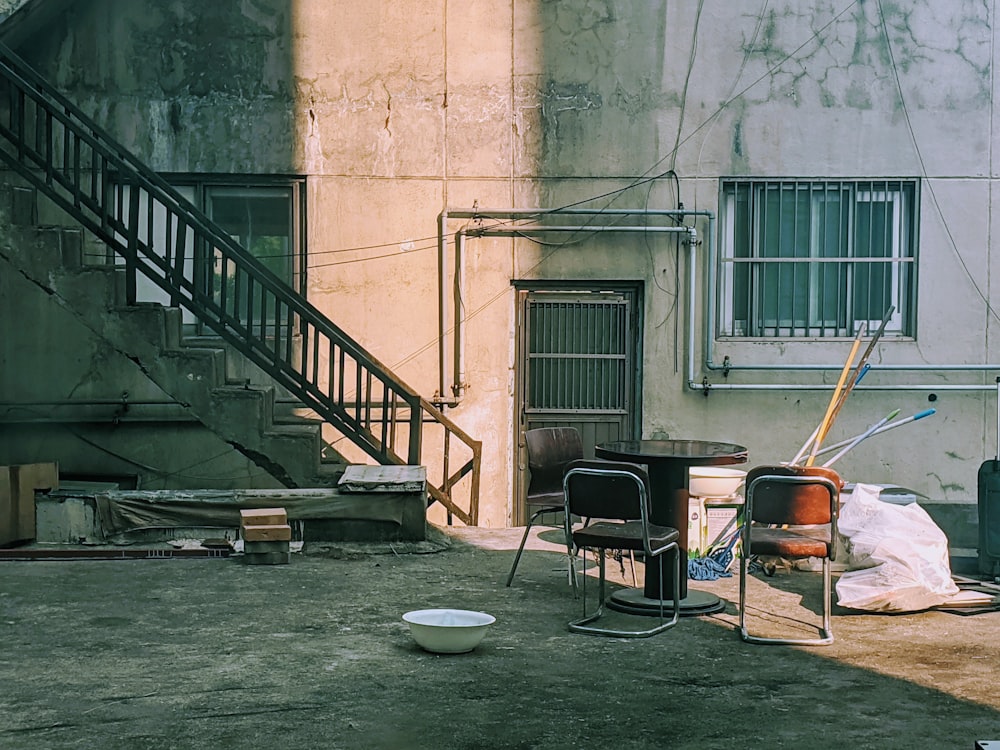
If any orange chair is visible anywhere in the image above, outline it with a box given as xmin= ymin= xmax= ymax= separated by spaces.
xmin=738 ymin=465 xmax=843 ymax=646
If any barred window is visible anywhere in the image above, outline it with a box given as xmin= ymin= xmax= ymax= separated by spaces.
xmin=117 ymin=176 xmax=305 ymax=331
xmin=718 ymin=179 xmax=917 ymax=338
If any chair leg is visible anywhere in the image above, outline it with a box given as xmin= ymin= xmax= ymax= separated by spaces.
xmin=738 ymin=550 xmax=834 ymax=646
xmin=567 ymin=547 xmax=607 ymax=633
xmin=568 ymin=543 xmax=680 ymax=638
xmin=506 ymin=507 xmax=559 ymax=587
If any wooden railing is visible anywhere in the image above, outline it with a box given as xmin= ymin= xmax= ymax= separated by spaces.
xmin=0 ymin=42 xmax=480 ymax=525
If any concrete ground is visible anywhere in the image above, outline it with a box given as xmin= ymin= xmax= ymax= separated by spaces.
xmin=1 ymin=524 xmax=999 ymax=750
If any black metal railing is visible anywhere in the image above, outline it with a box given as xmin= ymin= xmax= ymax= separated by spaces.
xmin=0 ymin=42 xmax=479 ymax=524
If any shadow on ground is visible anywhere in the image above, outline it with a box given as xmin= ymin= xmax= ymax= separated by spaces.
xmin=1 ymin=524 xmax=998 ymax=749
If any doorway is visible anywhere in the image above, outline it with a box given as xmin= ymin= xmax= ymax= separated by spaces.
xmin=513 ymin=283 xmax=643 ymax=524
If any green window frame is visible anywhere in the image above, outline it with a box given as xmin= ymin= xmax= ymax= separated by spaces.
xmin=120 ymin=175 xmax=306 ymax=331
xmin=718 ymin=179 xmax=917 ymax=338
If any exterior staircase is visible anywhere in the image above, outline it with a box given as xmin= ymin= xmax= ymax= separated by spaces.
xmin=0 ymin=42 xmax=480 ymax=524
xmin=1 ymin=184 xmax=337 ymax=488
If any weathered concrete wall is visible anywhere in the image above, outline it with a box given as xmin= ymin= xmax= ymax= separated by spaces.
xmin=3 ymin=0 xmax=999 ymax=536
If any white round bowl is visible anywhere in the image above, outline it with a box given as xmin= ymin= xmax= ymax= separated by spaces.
xmin=402 ymin=609 xmax=496 ymax=654
xmin=689 ymin=466 xmax=747 ymax=498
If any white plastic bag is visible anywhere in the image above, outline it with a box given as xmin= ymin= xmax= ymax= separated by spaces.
xmin=835 ymin=483 xmax=958 ymax=612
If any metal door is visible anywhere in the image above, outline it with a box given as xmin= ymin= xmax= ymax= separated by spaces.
xmin=513 ymin=286 xmax=642 ymax=524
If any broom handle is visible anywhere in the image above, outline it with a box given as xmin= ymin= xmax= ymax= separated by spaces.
xmin=822 ymin=409 xmax=900 ymax=468
xmin=805 ymin=330 xmax=865 ymax=466
xmin=788 ymin=363 xmax=870 ymax=465
xmin=820 ymin=306 xmax=896 ymax=436
xmin=799 ymin=305 xmax=896 ymax=467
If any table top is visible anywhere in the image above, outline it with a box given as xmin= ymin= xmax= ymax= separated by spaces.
xmin=595 ymin=439 xmax=748 ymax=466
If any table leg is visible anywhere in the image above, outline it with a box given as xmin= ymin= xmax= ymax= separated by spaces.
xmin=608 ymin=460 xmax=725 ymax=617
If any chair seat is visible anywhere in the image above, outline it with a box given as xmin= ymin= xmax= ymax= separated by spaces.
xmin=526 ymin=489 xmax=564 ymax=510
xmin=573 ymin=521 xmax=679 ymax=552
xmin=747 ymin=525 xmax=832 ymax=559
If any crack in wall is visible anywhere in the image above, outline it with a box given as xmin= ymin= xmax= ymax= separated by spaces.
xmin=227 ymin=441 xmax=298 ymax=488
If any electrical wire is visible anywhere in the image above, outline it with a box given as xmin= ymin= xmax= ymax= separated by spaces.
xmin=346 ymin=0 xmax=843 ymax=271
xmin=90 ymin=3 xmax=868 ymax=380
xmin=875 ymin=0 xmax=1000 ymax=323
xmin=695 ymin=0 xmax=770 ymax=173
xmin=668 ymin=0 xmax=705 ymax=176
xmin=307 ymin=242 xmax=437 ymax=269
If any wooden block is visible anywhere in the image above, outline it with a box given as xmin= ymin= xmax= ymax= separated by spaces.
xmin=242 ymin=551 xmax=291 ymax=565
xmin=244 ymin=539 xmax=290 ymax=554
xmin=240 ymin=507 xmax=287 ymax=526
xmin=242 ymin=523 xmax=291 ymax=542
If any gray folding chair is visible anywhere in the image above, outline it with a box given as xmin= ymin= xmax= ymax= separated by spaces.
xmin=563 ymin=459 xmax=681 ymax=638
xmin=506 ymin=427 xmax=583 ymax=587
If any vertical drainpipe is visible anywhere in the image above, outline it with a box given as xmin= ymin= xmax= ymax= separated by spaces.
xmin=703 ymin=210 xmax=717 ymax=379
xmin=454 ymin=230 xmax=466 ymax=399
xmin=687 ymin=222 xmax=702 ymax=391
xmin=438 ymin=211 xmax=449 ymax=404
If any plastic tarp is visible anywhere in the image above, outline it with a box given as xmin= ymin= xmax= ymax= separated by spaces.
xmin=835 ymin=483 xmax=959 ymax=612
xmin=91 ymin=488 xmax=412 ymax=537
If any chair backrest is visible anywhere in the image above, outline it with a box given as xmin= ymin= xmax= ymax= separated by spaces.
xmin=745 ymin=465 xmax=843 ymax=526
xmin=524 ymin=427 xmax=584 ymax=500
xmin=562 ymin=459 xmax=650 ymax=523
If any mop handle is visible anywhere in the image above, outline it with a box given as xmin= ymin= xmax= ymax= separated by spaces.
xmin=822 ymin=409 xmax=900 ymax=468
xmin=813 ymin=408 xmax=936 ymax=458
xmin=803 ymin=306 xmax=895 ymax=466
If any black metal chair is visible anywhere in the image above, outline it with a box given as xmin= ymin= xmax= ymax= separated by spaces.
xmin=563 ymin=459 xmax=681 ymax=638
xmin=506 ymin=426 xmax=584 ymax=587
xmin=738 ymin=465 xmax=842 ymax=646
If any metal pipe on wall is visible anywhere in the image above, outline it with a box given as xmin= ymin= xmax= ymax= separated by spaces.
xmin=454 ymin=229 xmax=465 ymax=400
xmin=438 ymin=207 xmax=699 ymax=405
xmin=437 ymin=211 xmax=450 ymax=405
xmin=440 ymin=205 xmax=1000 ymax=403
xmin=687 ymin=211 xmax=1000 ymax=392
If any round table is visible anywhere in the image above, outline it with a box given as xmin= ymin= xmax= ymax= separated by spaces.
xmin=594 ymin=439 xmax=748 ymax=616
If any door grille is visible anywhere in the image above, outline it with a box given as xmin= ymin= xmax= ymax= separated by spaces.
xmin=526 ymin=298 xmax=631 ymax=414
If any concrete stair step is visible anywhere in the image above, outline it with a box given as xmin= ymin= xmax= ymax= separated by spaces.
xmin=158 ymin=348 xmax=228 ymax=408
xmin=259 ymin=423 xmax=325 ymax=481
xmin=48 ymin=265 xmax=126 ymax=310
xmin=208 ymin=383 xmax=275 ymax=434
xmin=3 ymin=225 xmax=86 ymax=275
xmin=109 ymin=303 xmax=177 ymax=353
xmin=183 ymin=334 xmax=300 ymax=401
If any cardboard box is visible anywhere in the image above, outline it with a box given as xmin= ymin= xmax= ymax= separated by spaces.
xmin=704 ymin=505 xmax=742 ymax=550
xmin=687 ymin=496 xmax=706 ymax=557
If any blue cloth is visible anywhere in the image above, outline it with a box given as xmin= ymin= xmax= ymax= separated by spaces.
xmin=688 ymin=556 xmax=733 ymax=580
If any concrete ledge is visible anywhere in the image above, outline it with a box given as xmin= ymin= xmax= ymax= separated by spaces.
xmin=36 ymin=476 xmax=428 ymax=545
